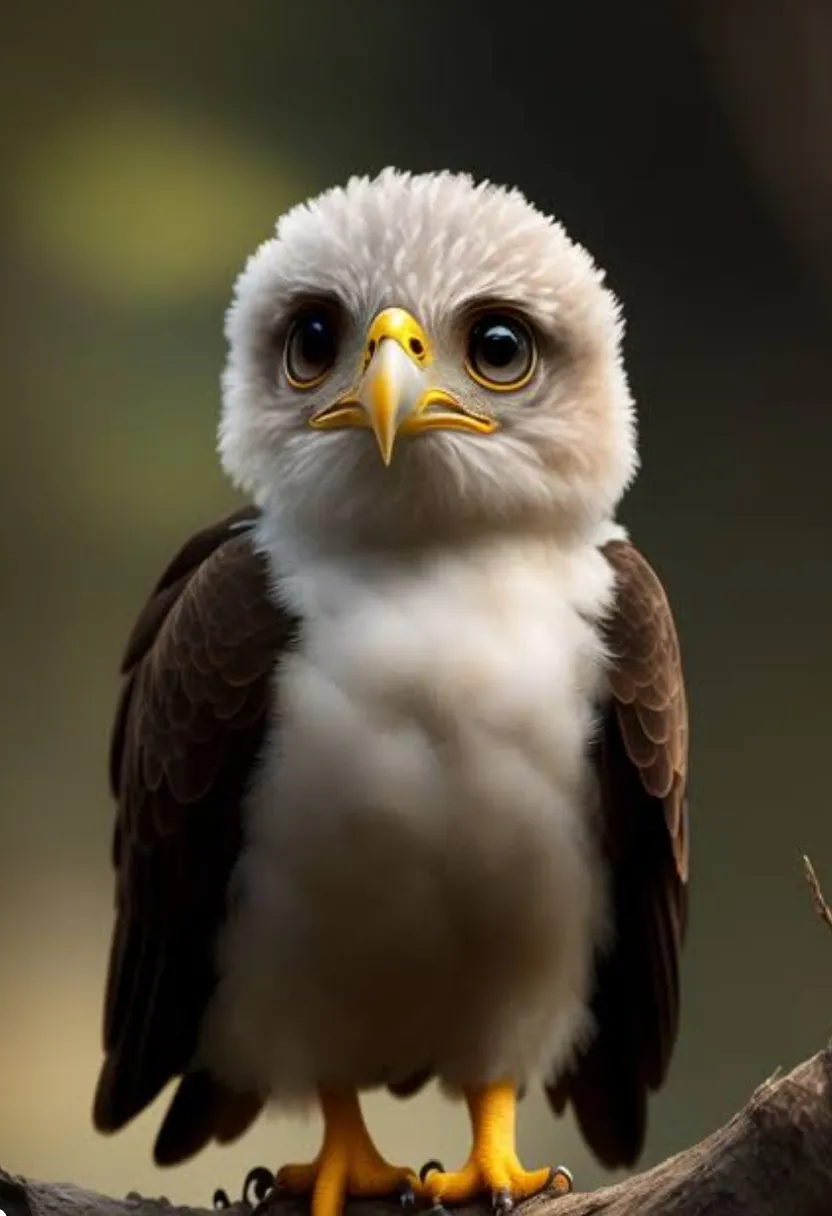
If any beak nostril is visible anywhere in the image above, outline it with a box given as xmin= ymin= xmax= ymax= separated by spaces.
xmin=409 ymin=337 xmax=424 ymax=357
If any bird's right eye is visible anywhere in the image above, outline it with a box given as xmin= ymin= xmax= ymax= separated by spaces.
xmin=284 ymin=307 xmax=339 ymax=388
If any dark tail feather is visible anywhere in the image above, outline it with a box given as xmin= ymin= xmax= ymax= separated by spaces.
xmin=154 ymin=1071 xmax=263 ymax=1166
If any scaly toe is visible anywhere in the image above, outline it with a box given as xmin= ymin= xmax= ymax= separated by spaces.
xmin=356 ymin=1164 xmax=421 ymax=1200
xmin=276 ymin=1158 xmax=418 ymax=1209
xmin=424 ymin=1158 xmax=557 ymax=1208
xmin=276 ymin=1148 xmax=419 ymax=1216
xmin=505 ymin=1164 xmax=556 ymax=1201
xmin=275 ymin=1161 xmax=320 ymax=1194
xmin=422 ymin=1162 xmax=486 ymax=1206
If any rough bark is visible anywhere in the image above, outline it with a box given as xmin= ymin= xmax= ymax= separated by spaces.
xmin=3 ymin=1046 xmax=832 ymax=1216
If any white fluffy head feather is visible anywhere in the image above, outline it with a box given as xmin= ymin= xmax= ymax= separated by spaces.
xmin=220 ymin=167 xmax=637 ymax=551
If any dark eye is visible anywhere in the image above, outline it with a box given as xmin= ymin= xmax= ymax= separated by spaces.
xmin=465 ymin=313 xmax=536 ymax=390
xmin=284 ymin=307 xmax=339 ymax=387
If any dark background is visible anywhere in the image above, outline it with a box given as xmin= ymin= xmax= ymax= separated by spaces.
xmin=1 ymin=0 xmax=830 ymax=1202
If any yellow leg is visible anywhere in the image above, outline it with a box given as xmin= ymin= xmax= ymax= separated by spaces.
xmin=276 ymin=1090 xmax=419 ymax=1216
xmin=422 ymin=1082 xmax=572 ymax=1209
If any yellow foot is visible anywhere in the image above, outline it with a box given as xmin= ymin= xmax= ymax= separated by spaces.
xmin=275 ymin=1090 xmax=420 ymax=1216
xmin=421 ymin=1083 xmax=572 ymax=1211
xmin=422 ymin=1157 xmax=571 ymax=1210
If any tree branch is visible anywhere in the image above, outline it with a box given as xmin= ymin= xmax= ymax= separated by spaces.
xmin=4 ymin=1047 xmax=832 ymax=1216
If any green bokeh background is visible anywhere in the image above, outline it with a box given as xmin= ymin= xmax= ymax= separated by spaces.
xmin=1 ymin=0 xmax=831 ymax=1204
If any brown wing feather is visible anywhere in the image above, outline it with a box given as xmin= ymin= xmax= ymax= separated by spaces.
xmin=546 ymin=538 xmax=689 ymax=1168
xmin=93 ymin=507 xmax=298 ymax=1165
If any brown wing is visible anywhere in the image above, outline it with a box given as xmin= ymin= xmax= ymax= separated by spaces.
xmin=93 ymin=506 xmax=299 ymax=1165
xmin=546 ymin=537 xmax=689 ymax=1168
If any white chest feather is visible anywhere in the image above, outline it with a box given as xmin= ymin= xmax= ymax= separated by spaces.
xmin=201 ymin=537 xmax=617 ymax=1105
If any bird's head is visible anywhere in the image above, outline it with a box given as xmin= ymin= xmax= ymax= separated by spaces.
xmin=220 ymin=168 xmax=637 ymax=552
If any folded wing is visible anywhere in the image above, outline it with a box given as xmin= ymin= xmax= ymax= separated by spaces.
xmin=547 ymin=538 xmax=689 ymax=1167
xmin=93 ymin=507 xmax=297 ymax=1164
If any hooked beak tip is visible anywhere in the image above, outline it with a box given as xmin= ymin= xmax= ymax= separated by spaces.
xmin=360 ymin=337 xmax=420 ymax=466
xmin=377 ymin=435 xmax=395 ymax=467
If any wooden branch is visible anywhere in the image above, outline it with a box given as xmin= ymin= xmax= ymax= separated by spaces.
xmin=4 ymin=1047 xmax=832 ymax=1216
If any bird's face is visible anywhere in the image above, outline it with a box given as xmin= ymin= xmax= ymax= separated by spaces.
xmin=221 ymin=169 xmax=637 ymax=550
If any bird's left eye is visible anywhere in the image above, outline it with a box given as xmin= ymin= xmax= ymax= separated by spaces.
xmin=284 ymin=307 xmax=339 ymax=388
xmin=465 ymin=314 xmax=536 ymax=390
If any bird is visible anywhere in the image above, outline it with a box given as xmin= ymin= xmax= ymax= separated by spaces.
xmin=93 ymin=168 xmax=689 ymax=1216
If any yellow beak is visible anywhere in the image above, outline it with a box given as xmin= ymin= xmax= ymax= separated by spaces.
xmin=310 ymin=307 xmax=498 ymax=464
xmin=358 ymin=330 xmax=426 ymax=465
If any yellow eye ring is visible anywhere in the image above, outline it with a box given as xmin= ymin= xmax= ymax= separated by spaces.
xmin=284 ymin=306 xmax=339 ymax=389
xmin=464 ymin=312 xmax=537 ymax=392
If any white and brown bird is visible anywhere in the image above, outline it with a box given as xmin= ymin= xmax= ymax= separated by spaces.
xmin=93 ymin=168 xmax=688 ymax=1216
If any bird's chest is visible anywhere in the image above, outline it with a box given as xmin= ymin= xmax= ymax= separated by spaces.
xmin=250 ymin=545 xmax=611 ymax=917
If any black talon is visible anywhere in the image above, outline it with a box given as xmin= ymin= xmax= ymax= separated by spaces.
xmin=491 ymin=1189 xmax=514 ymax=1215
xmin=242 ymin=1167 xmax=276 ymax=1209
xmin=419 ymin=1161 xmax=445 ymax=1183
xmin=213 ymin=1190 xmax=231 ymax=1210
xmin=397 ymin=1183 xmax=418 ymax=1210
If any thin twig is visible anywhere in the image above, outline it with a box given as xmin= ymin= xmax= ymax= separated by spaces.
xmin=803 ymin=854 xmax=832 ymax=932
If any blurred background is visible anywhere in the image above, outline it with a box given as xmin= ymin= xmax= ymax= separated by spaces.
xmin=1 ymin=0 xmax=831 ymax=1204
